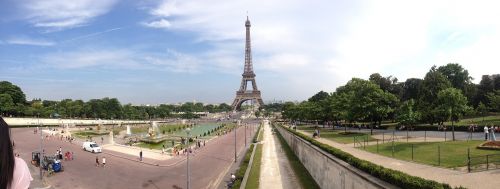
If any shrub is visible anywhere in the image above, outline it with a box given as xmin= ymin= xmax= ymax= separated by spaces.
xmin=232 ymin=144 xmax=254 ymax=188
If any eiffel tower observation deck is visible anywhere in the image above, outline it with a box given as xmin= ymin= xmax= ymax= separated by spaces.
xmin=231 ymin=16 xmax=264 ymax=111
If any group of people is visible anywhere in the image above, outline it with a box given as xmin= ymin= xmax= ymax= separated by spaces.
xmin=95 ymin=156 xmax=106 ymax=167
xmin=484 ymin=125 xmax=498 ymax=141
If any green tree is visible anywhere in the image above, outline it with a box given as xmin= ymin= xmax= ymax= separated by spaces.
xmin=475 ymin=75 xmax=494 ymax=107
xmin=418 ymin=66 xmax=452 ymax=125
xmin=0 ymin=81 xmax=26 ymax=104
xmin=436 ymin=88 xmax=470 ymax=141
xmin=255 ymin=110 xmax=261 ymax=118
xmin=476 ymin=102 xmax=489 ymax=122
xmin=487 ymin=90 xmax=500 ymax=112
xmin=402 ymin=78 xmax=422 ymax=101
xmin=437 ymin=63 xmax=472 ymax=91
xmin=0 ymin=94 xmax=15 ymax=115
xmin=336 ymin=78 xmax=398 ymax=134
xmin=396 ymin=99 xmax=420 ymax=127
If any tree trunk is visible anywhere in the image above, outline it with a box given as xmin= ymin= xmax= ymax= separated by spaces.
xmin=452 ymin=121 xmax=455 ymax=141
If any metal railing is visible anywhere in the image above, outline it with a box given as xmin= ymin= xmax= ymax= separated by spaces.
xmin=468 ymin=152 xmax=500 ymax=172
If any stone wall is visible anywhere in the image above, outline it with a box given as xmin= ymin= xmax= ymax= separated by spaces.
xmin=276 ymin=126 xmax=397 ymax=189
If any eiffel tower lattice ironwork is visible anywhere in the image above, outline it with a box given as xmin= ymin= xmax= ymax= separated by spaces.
xmin=231 ymin=16 xmax=264 ymax=111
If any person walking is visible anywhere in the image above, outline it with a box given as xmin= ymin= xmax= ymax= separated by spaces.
xmin=484 ymin=125 xmax=489 ymax=141
xmin=102 ymin=157 xmax=106 ymax=167
xmin=1 ymin=117 xmax=33 ymax=189
xmin=95 ymin=156 xmax=100 ymax=167
xmin=139 ymin=150 xmax=143 ymax=161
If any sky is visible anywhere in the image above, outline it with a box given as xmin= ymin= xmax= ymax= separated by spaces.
xmin=1 ymin=0 xmax=500 ymax=105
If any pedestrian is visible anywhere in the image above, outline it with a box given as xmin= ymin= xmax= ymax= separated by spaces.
xmin=102 ymin=157 xmax=106 ymax=167
xmin=0 ymin=117 xmax=33 ymax=189
xmin=101 ymin=137 xmax=104 ymax=144
xmin=492 ymin=125 xmax=497 ymax=141
xmin=139 ymin=150 xmax=143 ymax=161
xmin=484 ymin=125 xmax=489 ymax=141
xmin=96 ymin=156 xmax=100 ymax=167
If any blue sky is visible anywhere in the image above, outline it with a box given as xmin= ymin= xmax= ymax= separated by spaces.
xmin=1 ymin=0 xmax=500 ymax=104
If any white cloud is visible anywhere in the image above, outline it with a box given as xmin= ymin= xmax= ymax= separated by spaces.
xmin=40 ymin=48 xmax=203 ymax=73
xmin=142 ymin=19 xmax=172 ymax=29
xmin=21 ymin=0 xmax=118 ymax=30
xmin=6 ymin=36 xmax=55 ymax=46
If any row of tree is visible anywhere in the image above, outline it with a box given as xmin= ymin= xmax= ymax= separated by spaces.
xmin=282 ymin=63 xmax=500 ymax=140
xmin=0 ymin=81 xmax=232 ymax=119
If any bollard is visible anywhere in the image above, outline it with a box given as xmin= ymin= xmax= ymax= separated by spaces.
xmin=438 ymin=145 xmax=441 ymax=166
xmin=424 ymin=130 xmax=427 ymax=142
xmin=407 ymin=129 xmax=409 ymax=142
xmin=487 ymin=155 xmax=489 ymax=170
xmin=363 ymin=137 xmax=368 ymax=149
xmin=467 ymin=148 xmax=471 ymax=173
xmin=392 ymin=140 xmax=395 ymax=157
xmin=412 ymin=144 xmax=414 ymax=160
xmin=444 ymin=130 xmax=447 ymax=141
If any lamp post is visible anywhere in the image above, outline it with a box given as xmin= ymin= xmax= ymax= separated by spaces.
xmin=185 ymin=128 xmax=191 ymax=189
xmin=38 ymin=115 xmax=43 ymax=180
xmin=244 ymin=123 xmax=246 ymax=147
xmin=234 ymin=122 xmax=237 ymax=163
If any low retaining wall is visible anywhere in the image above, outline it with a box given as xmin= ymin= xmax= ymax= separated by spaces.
xmin=276 ymin=126 xmax=397 ymax=189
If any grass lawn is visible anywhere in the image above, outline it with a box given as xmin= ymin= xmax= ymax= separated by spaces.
xmin=321 ymin=131 xmax=377 ymax=144
xmin=445 ymin=114 xmax=500 ymax=126
xmin=245 ymin=144 xmax=262 ymax=189
xmin=136 ymin=140 xmax=175 ymax=150
xmin=296 ymin=126 xmax=376 ymax=144
xmin=276 ymin=126 xmax=320 ymax=189
xmin=72 ymin=131 xmax=108 ymax=138
xmin=363 ymin=140 xmax=500 ymax=168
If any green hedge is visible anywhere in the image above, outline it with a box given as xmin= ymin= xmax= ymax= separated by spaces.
xmin=253 ymin=124 xmax=262 ymax=143
xmin=233 ymin=144 xmax=255 ymax=188
xmin=277 ymin=123 xmax=465 ymax=189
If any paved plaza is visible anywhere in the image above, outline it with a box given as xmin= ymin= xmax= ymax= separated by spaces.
xmin=11 ymin=124 xmax=256 ymax=189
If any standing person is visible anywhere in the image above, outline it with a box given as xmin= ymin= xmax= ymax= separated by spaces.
xmin=102 ymin=157 xmax=106 ymax=167
xmin=95 ymin=156 xmax=100 ymax=167
xmin=1 ymin=117 xmax=33 ymax=189
xmin=492 ymin=125 xmax=497 ymax=141
xmin=484 ymin=125 xmax=489 ymax=141
xmin=139 ymin=150 xmax=143 ymax=161
xmin=101 ymin=137 xmax=104 ymax=144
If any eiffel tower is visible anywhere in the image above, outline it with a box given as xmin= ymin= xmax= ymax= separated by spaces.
xmin=231 ymin=16 xmax=264 ymax=111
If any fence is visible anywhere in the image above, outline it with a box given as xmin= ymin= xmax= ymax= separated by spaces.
xmin=468 ymin=152 xmax=500 ymax=172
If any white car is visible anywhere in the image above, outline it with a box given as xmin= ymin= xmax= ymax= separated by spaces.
xmin=82 ymin=142 xmax=102 ymax=153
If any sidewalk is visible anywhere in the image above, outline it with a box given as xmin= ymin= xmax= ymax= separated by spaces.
xmin=260 ymin=121 xmax=301 ymax=189
xmin=298 ymin=130 xmax=500 ymax=189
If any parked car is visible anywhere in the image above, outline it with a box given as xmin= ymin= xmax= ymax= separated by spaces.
xmin=82 ymin=142 xmax=102 ymax=153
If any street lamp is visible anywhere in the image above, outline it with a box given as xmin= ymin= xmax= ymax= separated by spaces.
xmin=38 ymin=120 xmax=43 ymax=180
xmin=244 ymin=123 xmax=247 ymax=147
xmin=234 ymin=121 xmax=238 ymax=162
xmin=185 ymin=128 xmax=191 ymax=189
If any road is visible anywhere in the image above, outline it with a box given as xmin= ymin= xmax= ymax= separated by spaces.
xmin=11 ymin=124 xmax=256 ymax=189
